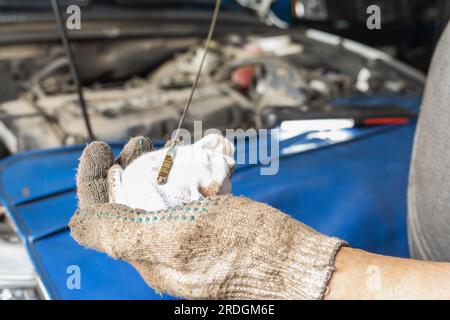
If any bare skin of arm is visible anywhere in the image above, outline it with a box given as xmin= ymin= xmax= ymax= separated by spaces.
xmin=325 ymin=247 xmax=450 ymax=300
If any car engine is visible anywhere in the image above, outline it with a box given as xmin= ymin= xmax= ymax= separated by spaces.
xmin=0 ymin=31 xmax=424 ymax=156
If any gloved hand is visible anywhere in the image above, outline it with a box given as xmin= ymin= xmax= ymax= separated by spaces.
xmin=70 ymin=137 xmax=346 ymax=300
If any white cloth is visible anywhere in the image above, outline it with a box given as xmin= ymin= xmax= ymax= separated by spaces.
xmin=109 ymin=134 xmax=235 ymax=211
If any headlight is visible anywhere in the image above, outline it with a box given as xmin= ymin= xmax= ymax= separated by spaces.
xmin=0 ymin=216 xmax=42 ymax=300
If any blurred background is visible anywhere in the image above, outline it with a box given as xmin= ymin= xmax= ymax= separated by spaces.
xmin=283 ymin=0 xmax=450 ymax=72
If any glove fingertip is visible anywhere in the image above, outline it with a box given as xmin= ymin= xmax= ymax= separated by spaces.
xmin=77 ymin=141 xmax=114 ymax=208
xmin=117 ymin=136 xmax=154 ymax=168
xmin=78 ymin=141 xmax=114 ymax=181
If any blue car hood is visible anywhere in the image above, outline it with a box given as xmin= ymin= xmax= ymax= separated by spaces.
xmin=0 ymin=96 xmax=420 ymax=299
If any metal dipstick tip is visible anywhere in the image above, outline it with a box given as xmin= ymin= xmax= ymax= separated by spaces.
xmin=157 ymin=153 xmax=174 ymax=185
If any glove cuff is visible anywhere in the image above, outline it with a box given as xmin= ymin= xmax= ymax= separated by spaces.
xmin=219 ymin=229 xmax=345 ymax=300
xmin=279 ymin=233 xmax=345 ymax=299
xmin=209 ymin=196 xmax=347 ymax=300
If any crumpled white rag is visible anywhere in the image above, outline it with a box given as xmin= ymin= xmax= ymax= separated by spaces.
xmin=109 ymin=134 xmax=235 ymax=211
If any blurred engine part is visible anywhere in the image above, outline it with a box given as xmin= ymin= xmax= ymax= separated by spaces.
xmin=0 ymin=212 xmax=41 ymax=300
xmin=293 ymin=0 xmax=329 ymax=21
xmin=293 ymin=0 xmax=416 ymax=23
xmin=235 ymin=0 xmax=288 ymax=28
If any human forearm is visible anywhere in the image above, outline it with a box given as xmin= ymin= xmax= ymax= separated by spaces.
xmin=326 ymin=247 xmax=450 ymax=300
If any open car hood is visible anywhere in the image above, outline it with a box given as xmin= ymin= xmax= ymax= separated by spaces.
xmin=0 ymin=95 xmax=420 ymax=299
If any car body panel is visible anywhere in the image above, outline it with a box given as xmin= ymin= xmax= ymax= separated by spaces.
xmin=0 ymin=95 xmax=420 ymax=299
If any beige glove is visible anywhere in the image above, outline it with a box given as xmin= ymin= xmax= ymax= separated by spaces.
xmin=70 ymin=137 xmax=346 ymax=300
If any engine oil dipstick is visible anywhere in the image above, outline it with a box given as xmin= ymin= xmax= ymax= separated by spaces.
xmin=156 ymin=0 xmax=222 ymax=185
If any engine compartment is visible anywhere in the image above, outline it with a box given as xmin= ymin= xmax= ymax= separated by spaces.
xmin=0 ymin=31 xmax=424 ymax=155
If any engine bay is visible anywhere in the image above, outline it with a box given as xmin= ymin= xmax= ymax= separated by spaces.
xmin=0 ymin=31 xmax=424 ymax=155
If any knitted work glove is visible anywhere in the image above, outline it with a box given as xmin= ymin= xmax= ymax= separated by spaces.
xmin=70 ymin=138 xmax=346 ymax=300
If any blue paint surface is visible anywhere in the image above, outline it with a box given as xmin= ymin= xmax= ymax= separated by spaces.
xmin=0 ymin=95 xmax=420 ymax=299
